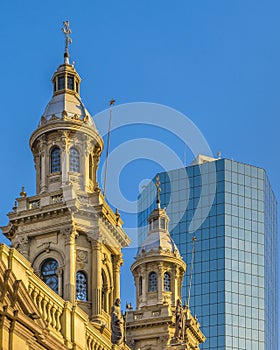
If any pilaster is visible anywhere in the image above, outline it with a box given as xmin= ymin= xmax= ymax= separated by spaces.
xmin=62 ymin=226 xmax=77 ymax=302
xmin=112 ymin=254 xmax=123 ymax=302
xmin=91 ymin=240 xmax=102 ymax=320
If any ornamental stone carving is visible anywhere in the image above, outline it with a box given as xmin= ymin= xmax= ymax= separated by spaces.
xmin=14 ymin=236 xmax=29 ymax=259
xmin=76 ymin=250 xmax=88 ymax=263
xmin=61 ymin=226 xmax=77 ymax=244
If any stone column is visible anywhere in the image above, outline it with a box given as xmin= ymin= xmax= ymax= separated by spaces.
xmin=61 ymin=132 xmax=70 ymax=186
xmin=158 ymin=264 xmax=163 ymax=304
xmin=39 ymin=135 xmax=47 ymax=194
xmin=173 ymin=267 xmax=180 ymax=306
xmin=93 ymin=147 xmax=102 ymax=190
xmin=135 ymin=275 xmax=139 ymax=305
xmin=62 ymin=226 xmax=77 ymax=303
xmin=141 ymin=266 xmax=147 ymax=305
xmin=83 ymin=138 xmax=90 ymax=191
xmin=91 ymin=240 xmax=102 ymax=318
xmin=112 ymin=254 xmax=123 ymax=302
xmin=40 ymin=152 xmax=47 ymax=193
xmin=57 ymin=268 xmax=63 ymax=297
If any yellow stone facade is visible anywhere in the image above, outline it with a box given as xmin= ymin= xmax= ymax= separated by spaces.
xmin=0 ymin=244 xmax=129 ymax=350
xmin=0 ymin=25 xmax=205 ymax=350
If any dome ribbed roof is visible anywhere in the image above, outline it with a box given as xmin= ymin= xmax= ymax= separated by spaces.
xmin=41 ymin=92 xmax=95 ymax=128
xmin=137 ymin=207 xmax=180 ymax=257
xmin=137 ymin=230 xmax=179 ymax=256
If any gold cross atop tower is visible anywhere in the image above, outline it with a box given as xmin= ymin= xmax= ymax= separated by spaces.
xmin=62 ymin=20 xmax=72 ymax=62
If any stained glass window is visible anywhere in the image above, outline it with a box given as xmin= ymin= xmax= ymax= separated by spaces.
xmin=51 ymin=147 xmax=61 ymax=173
xmin=164 ymin=272 xmax=171 ymax=291
xmin=148 ymin=272 xmax=157 ymax=292
xmin=41 ymin=259 xmax=58 ymax=293
xmin=76 ymin=271 xmax=87 ymax=301
xmin=70 ymin=148 xmax=80 ymax=173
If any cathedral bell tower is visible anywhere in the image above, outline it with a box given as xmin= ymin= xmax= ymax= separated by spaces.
xmin=1 ymin=21 xmax=130 ymax=327
xmin=126 ymin=177 xmax=205 ymax=350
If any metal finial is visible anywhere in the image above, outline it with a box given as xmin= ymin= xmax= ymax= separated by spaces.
xmin=20 ymin=186 xmax=26 ymax=198
xmin=62 ymin=20 xmax=72 ymax=63
xmin=155 ymin=176 xmax=161 ymax=208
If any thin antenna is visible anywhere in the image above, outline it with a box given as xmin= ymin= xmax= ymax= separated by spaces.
xmin=187 ymin=236 xmax=197 ymax=307
xmin=103 ymin=99 xmax=115 ymax=200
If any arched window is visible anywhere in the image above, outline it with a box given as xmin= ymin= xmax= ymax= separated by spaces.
xmin=50 ymin=147 xmax=61 ymax=173
xmin=160 ymin=218 xmax=166 ymax=229
xmin=41 ymin=259 xmax=58 ymax=293
xmin=164 ymin=272 xmax=171 ymax=291
xmin=139 ymin=276 xmax=143 ymax=296
xmin=148 ymin=272 xmax=157 ymax=292
xmin=69 ymin=148 xmax=80 ymax=172
xmin=76 ymin=271 xmax=87 ymax=301
xmin=67 ymin=75 xmax=74 ymax=90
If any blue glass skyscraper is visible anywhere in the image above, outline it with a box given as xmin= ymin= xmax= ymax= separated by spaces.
xmin=138 ymin=157 xmax=278 ymax=350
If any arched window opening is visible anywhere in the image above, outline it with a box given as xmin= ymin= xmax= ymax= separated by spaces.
xmin=67 ymin=75 xmax=74 ymax=90
xmin=57 ymin=75 xmax=65 ymax=90
xmin=89 ymin=154 xmax=93 ymax=181
xmin=164 ymin=272 xmax=171 ymax=291
xmin=160 ymin=218 xmax=166 ymax=229
xmin=51 ymin=147 xmax=61 ymax=173
xmin=41 ymin=259 xmax=58 ymax=293
xmin=53 ymin=79 xmax=57 ymax=93
xmin=148 ymin=272 xmax=157 ymax=292
xmin=76 ymin=271 xmax=87 ymax=301
xmin=102 ymin=271 xmax=109 ymax=312
xmin=70 ymin=148 xmax=80 ymax=172
xmin=151 ymin=219 xmax=159 ymax=230
xmin=139 ymin=276 xmax=143 ymax=296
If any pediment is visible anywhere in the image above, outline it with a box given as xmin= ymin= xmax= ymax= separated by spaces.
xmin=0 ymin=260 xmax=45 ymax=328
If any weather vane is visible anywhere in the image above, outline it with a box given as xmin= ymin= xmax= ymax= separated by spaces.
xmin=62 ymin=20 xmax=72 ymax=59
xmin=155 ymin=176 xmax=161 ymax=208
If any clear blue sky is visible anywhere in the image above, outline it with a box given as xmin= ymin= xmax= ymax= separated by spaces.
xmin=0 ymin=0 xmax=279 ymax=329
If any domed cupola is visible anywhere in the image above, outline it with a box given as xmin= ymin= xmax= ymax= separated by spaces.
xmin=29 ymin=21 xmax=103 ymax=195
xmin=138 ymin=207 xmax=178 ymax=256
xmin=41 ymin=61 xmax=92 ymax=125
xmin=131 ymin=176 xmax=186 ymax=309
